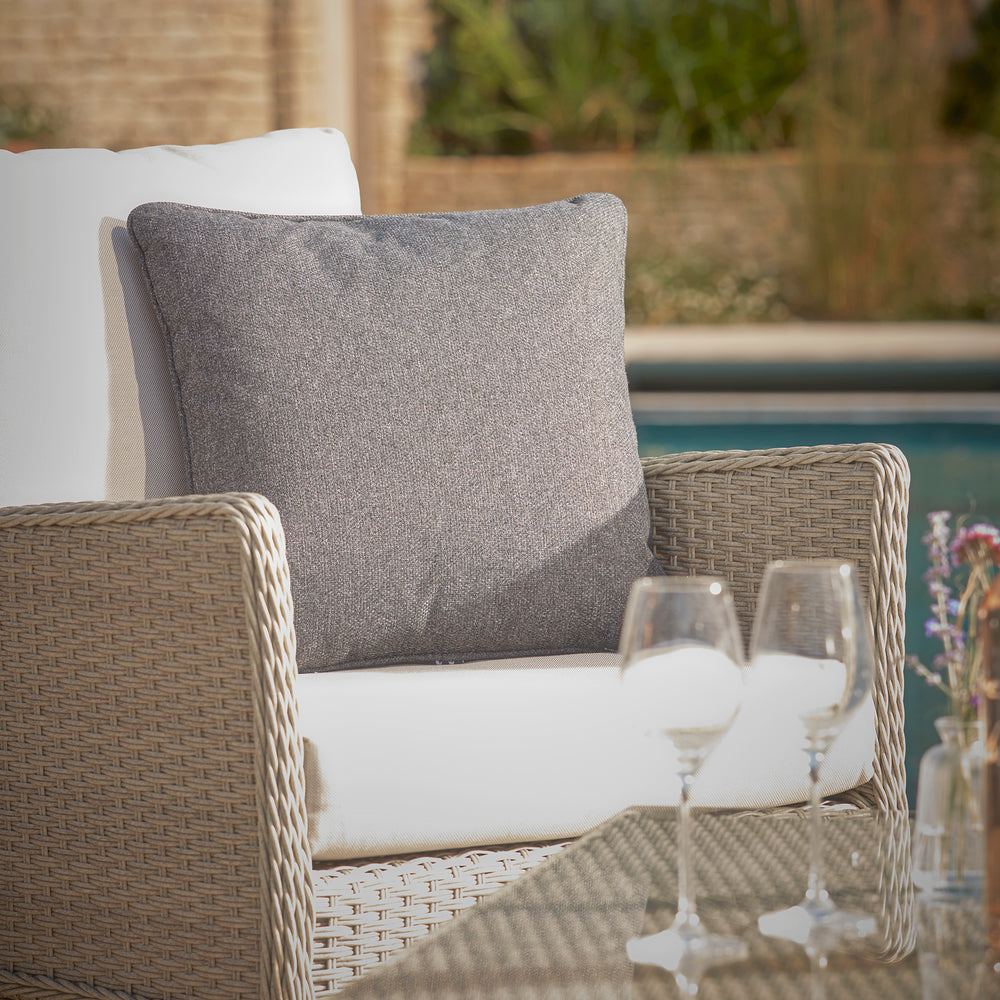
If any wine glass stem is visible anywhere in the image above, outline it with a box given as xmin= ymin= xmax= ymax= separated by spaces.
xmin=806 ymin=748 xmax=829 ymax=907
xmin=677 ymin=767 xmax=697 ymax=926
xmin=809 ymin=948 xmax=828 ymax=1000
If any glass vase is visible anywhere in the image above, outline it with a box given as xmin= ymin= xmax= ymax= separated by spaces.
xmin=912 ymin=716 xmax=985 ymax=896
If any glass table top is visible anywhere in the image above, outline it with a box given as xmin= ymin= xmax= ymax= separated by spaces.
xmin=337 ymin=807 xmax=997 ymax=999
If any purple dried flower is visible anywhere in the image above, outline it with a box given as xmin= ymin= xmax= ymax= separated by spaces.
xmin=933 ymin=651 xmax=960 ymax=673
xmin=921 ymin=511 xmax=954 ymax=588
xmin=906 ymin=654 xmax=945 ymax=688
xmin=907 ymin=509 xmax=1000 ymax=723
xmin=924 ymin=510 xmax=952 ymax=544
xmin=951 ymin=523 xmax=1000 ymax=567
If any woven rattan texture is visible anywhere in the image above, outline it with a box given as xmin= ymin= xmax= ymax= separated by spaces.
xmin=0 ymin=494 xmax=311 ymax=1000
xmin=311 ymin=842 xmax=568 ymax=996
xmin=334 ymin=809 xmax=919 ymax=1000
xmin=308 ymin=444 xmax=910 ymax=994
xmin=640 ymin=443 xmax=910 ymax=813
xmin=1 ymin=445 xmax=909 ymax=998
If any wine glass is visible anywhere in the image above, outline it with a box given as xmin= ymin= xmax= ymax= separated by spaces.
xmin=750 ymin=559 xmax=878 ymax=949
xmin=620 ymin=576 xmax=749 ymax=990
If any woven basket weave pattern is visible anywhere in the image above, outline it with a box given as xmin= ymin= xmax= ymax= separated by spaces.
xmin=312 ymin=843 xmax=568 ymax=995
xmin=641 ymin=443 xmax=909 ymax=813
xmin=309 ymin=444 xmax=910 ymax=994
xmin=1 ymin=444 xmax=909 ymax=998
xmin=1 ymin=495 xmax=311 ymax=1000
xmin=335 ymin=810 xmax=918 ymax=1000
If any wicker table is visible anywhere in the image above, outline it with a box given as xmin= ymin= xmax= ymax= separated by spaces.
xmin=334 ymin=808 xmax=995 ymax=999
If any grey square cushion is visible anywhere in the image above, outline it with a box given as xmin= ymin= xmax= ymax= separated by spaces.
xmin=128 ymin=194 xmax=661 ymax=671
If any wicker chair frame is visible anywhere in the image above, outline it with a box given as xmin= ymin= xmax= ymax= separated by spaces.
xmin=0 ymin=443 xmax=909 ymax=999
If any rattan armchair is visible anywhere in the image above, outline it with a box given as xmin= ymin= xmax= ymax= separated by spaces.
xmin=1 ymin=441 xmax=909 ymax=999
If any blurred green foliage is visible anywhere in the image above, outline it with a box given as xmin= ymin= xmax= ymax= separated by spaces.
xmin=412 ymin=0 xmax=807 ymax=155
xmin=0 ymin=87 xmax=62 ymax=147
xmin=625 ymin=254 xmax=793 ymax=323
xmin=413 ymin=0 xmax=1000 ymax=157
xmin=412 ymin=0 xmax=1000 ymax=323
xmin=942 ymin=0 xmax=1000 ymax=140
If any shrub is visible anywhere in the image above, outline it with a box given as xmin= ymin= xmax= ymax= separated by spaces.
xmin=942 ymin=0 xmax=1000 ymax=140
xmin=0 ymin=87 xmax=62 ymax=148
xmin=412 ymin=0 xmax=807 ymax=155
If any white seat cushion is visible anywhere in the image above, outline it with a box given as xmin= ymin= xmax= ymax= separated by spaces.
xmin=0 ymin=128 xmax=361 ymax=507
xmin=298 ymin=653 xmax=876 ymax=860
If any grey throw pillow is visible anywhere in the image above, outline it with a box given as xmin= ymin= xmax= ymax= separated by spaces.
xmin=128 ymin=194 xmax=661 ymax=671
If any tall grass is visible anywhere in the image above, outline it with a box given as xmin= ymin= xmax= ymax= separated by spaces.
xmin=792 ymin=0 xmax=983 ymax=318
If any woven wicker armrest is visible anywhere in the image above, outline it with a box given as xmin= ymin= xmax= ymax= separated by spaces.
xmin=641 ymin=442 xmax=910 ymax=812
xmin=308 ymin=443 xmax=911 ymax=998
xmin=0 ymin=493 xmax=313 ymax=1000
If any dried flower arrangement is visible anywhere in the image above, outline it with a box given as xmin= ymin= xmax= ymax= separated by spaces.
xmin=908 ymin=511 xmax=1000 ymax=723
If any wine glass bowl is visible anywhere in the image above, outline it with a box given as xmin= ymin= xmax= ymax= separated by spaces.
xmin=750 ymin=559 xmax=878 ymax=948
xmin=750 ymin=559 xmax=872 ymax=754
xmin=620 ymin=589 xmax=745 ymax=766
xmin=620 ymin=576 xmax=749 ymax=986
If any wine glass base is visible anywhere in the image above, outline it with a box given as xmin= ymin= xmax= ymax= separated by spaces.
xmin=627 ymin=916 xmax=749 ymax=987
xmin=758 ymin=898 xmax=878 ymax=952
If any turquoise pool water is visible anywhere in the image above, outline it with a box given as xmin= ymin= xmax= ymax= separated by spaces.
xmin=631 ymin=403 xmax=1000 ymax=806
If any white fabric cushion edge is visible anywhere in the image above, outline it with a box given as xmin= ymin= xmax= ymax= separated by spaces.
xmin=298 ymin=652 xmax=876 ymax=861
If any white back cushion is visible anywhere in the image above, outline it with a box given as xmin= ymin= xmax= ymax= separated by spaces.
xmin=0 ymin=128 xmax=361 ymax=507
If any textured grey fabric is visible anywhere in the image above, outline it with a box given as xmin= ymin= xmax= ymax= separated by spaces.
xmin=128 ymin=194 xmax=661 ymax=671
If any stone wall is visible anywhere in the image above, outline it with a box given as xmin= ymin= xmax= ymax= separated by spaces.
xmin=273 ymin=0 xmax=326 ymax=131
xmin=0 ymin=0 xmax=326 ymax=150
xmin=2 ymin=1 xmax=993 ymax=316
xmin=353 ymin=0 xmax=433 ymax=213
xmin=400 ymin=146 xmax=989 ymax=267
xmin=0 ymin=0 xmax=423 ymax=210
xmin=401 ymin=150 xmax=808 ymax=269
xmin=400 ymin=146 xmax=997 ymax=319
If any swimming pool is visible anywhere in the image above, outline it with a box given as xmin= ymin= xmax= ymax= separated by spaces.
xmin=630 ymin=388 xmax=1000 ymax=805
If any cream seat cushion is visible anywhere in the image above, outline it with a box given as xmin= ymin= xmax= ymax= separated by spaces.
xmin=298 ymin=652 xmax=876 ymax=860
xmin=0 ymin=128 xmax=361 ymax=506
